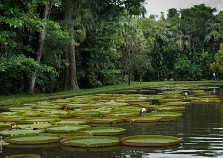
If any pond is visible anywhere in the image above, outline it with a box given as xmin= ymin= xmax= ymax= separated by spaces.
xmin=0 ymin=84 xmax=223 ymax=158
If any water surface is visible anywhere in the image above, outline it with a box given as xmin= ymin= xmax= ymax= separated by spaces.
xmin=1 ymin=87 xmax=223 ymax=158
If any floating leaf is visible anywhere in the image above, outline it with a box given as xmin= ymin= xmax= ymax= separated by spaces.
xmin=0 ymin=129 xmax=44 ymax=136
xmin=46 ymin=125 xmax=90 ymax=133
xmin=121 ymin=135 xmax=181 ymax=147
xmin=78 ymin=127 xmax=126 ymax=136
xmin=5 ymin=133 xmax=61 ymax=145
xmin=60 ymin=136 xmax=120 ymax=147
xmin=5 ymin=154 xmax=41 ymax=158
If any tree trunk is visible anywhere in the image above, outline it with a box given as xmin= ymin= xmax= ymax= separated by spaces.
xmin=29 ymin=2 xmax=52 ymax=93
xmin=140 ymin=74 xmax=142 ymax=84
xmin=63 ymin=8 xmax=79 ymax=90
xmin=128 ymin=72 xmax=131 ymax=85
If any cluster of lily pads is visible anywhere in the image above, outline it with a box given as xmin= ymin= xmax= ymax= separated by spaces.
xmin=0 ymin=83 xmax=220 ymax=157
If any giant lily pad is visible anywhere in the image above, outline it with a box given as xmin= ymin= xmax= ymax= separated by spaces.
xmin=154 ymin=106 xmax=185 ymax=111
xmin=0 ymin=129 xmax=44 ymax=136
xmin=121 ymin=135 xmax=181 ymax=147
xmin=46 ymin=125 xmax=90 ymax=133
xmin=105 ymin=111 xmax=139 ymax=117
xmin=5 ymin=154 xmax=41 ymax=158
xmin=60 ymin=136 xmax=120 ymax=147
xmin=72 ymin=111 xmax=100 ymax=117
xmin=12 ymin=122 xmax=52 ymax=129
xmin=159 ymin=99 xmax=182 ymax=103
xmin=36 ymin=104 xmax=62 ymax=109
xmin=89 ymin=116 xmax=126 ymax=124
xmin=60 ymin=132 xmax=93 ymax=139
xmin=56 ymin=119 xmax=89 ymax=125
xmin=127 ymin=116 xmax=161 ymax=123
xmin=144 ymin=112 xmax=182 ymax=119
xmin=192 ymin=98 xmax=221 ymax=104
xmin=19 ymin=117 xmax=60 ymax=124
xmin=0 ymin=116 xmax=25 ymax=123
xmin=0 ymin=122 xmax=14 ymax=129
xmin=4 ymin=133 xmax=61 ymax=144
xmin=9 ymin=107 xmax=33 ymax=112
xmin=163 ymin=102 xmax=190 ymax=106
xmin=78 ymin=127 xmax=126 ymax=136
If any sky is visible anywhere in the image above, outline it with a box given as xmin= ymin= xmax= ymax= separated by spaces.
xmin=145 ymin=0 xmax=223 ymax=17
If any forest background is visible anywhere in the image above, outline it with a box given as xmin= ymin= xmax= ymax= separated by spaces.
xmin=1 ymin=0 xmax=223 ymax=95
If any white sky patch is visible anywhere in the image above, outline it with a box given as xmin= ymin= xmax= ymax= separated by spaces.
xmin=145 ymin=0 xmax=223 ymax=17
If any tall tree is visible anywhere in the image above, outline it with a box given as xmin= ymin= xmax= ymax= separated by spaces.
xmin=30 ymin=1 xmax=54 ymax=93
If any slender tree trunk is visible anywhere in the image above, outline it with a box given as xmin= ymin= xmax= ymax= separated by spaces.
xmin=63 ymin=8 xmax=79 ymax=90
xmin=140 ymin=74 xmax=142 ymax=84
xmin=128 ymin=72 xmax=131 ymax=85
xmin=29 ymin=2 xmax=52 ymax=93
xmin=22 ymin=26 xmax=32 ymax=93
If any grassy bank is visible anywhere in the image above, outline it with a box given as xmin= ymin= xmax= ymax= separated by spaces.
xmin=0 ymin=80 xmax=221 ymax=107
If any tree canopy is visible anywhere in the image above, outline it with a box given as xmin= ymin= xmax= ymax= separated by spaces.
xmin=1 ymin=2 xmax=223 ymax=95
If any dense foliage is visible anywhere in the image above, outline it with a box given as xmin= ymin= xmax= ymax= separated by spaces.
xmin=0 ymin=1 xmax=223 ymax=95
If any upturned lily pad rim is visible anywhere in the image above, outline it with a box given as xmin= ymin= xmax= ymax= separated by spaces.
xmin=4 ymin=133 xmax=61 ymax=145
xmin=77 ymin=127 xmax=126 ymax=136
xmin=60 ymin=136 xmax=120 ymax=147
xmin=5 ymin=154 xmax=41 ymax=158
xmin=121 ymin=135 xmax=181 ymax=147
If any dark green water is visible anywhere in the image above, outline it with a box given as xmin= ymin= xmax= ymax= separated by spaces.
xmin=1 ymin=88 xmax=223 ymax=158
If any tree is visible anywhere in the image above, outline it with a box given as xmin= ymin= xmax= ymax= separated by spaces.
xmin=119 ymin=17 xmax=151 ymax=85
xmin=0 ymin=0 xmax=64 ymax=94
xmin=210 ymin=50 xmax=223 ymax=79
xmin=167 ymin=8 xmax=179 ymax=19
xmin=60 ymin=0 xmax=146 ymax=90
xmin=80 ymin=21 xmax=122 ymax=87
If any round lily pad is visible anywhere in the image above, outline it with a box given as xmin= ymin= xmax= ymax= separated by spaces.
xmin=60 ymin=132 xmax=93 ymax=139
xmin=127 ymin=116 xmax=161 ymax=123
xmin=5 ymin=154 xmax=41 ymax=158
xmin=46 ymin=125 xmax=90 ymax=133
xmin=12 ymin=122 xmax=52 ymax=129
xmin=106 ymin=111 xmax=139 ymax=117
xmin=90 ymin=116 xmax=126 ymax=124
xmin=56 ymin=119 xmax=89 ymax=125
xmin=121 ymin=135 xmax=181 ymax=147
xmin=9 ymin=107 xmax=33 ymax=112
xmin=4 ymin=133 xmax=61 ymax=144
xmin=72 ymin=111 xmax=100 ymax=117
xmin=159 ymin=99 xmax=182 ymax=103
xmin=163 ymin=102 xmax=190 ymax=106
xmin=155 ymin=106 xmax=185 ymax=111
xmin=7 ymin=143 xmax=60 ymax=149
xmin=144 ymin=112 xmax=182 ymax=119
xmin=19 ymin=117 xmax=60 ymax=124
xmin=60 ymin=136 xmax=120 ymax=147
xmin=0 ymin=116 xmax=25 ymax=123
xmin=78 ymin=127 xmax=126 ymax=136
xmin=192 ymin=99 xmax=221 ymax=104
xmin=0 ymin=122 xmax=14 ymax=129
xmin=0 ymin=129 xmax=44 ymax=136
